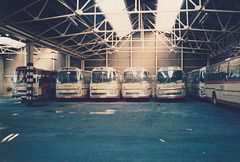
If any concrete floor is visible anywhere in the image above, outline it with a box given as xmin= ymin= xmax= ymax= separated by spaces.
xmin=1 ymin=97 xmax=240 ymax=161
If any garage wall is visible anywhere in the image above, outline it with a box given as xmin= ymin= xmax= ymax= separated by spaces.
xmin=0 ymin=34 xmax=209 ymax=95
xmin=0 ymin=56 xmax=3 ymax=95
xmin=85 ymin=55 xmax=106 ymax=72
xmin=85 ymin=31 xmax=208 ymax=75
xmin=0 ymin=48 xmax=79 ymax=96
xmin=4 ymin=56 xmax=16 ymax=96
xmin=131 ymin=32 xmax=156 ymax=75
xmin=184 ymin=53 xmax=208 ymax=73
xmin=109 ymin=39 xmax=130 ymax=72
xmin=3 ymin=48 xmax=68 ymax=76
xmin=34 ymin=48 xmax=66 ymax=71
xmin=156 ymin=33 xmax=181 ymax=75
xmin=3 ymin=53 xmax=26 ymax=96
xmin=34 ymin=48 xmax=82 ymax=70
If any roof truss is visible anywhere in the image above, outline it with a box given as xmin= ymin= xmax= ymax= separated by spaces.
xmin=0 ymin=0 xmax=239 ymax=59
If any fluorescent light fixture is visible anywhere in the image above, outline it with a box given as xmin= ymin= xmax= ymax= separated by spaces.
xmin=68 ymin=16 xmax=78 ymax=26
xmin=0 ymin=37 xmax=26 ymax=49
xmin=156 ymin=0 xmax=183 ymax=32
xmin=199 ymin=13 xmax=209 ymax=24
xmin=6 ymin=58 xmax=14 ymax=61
xmin=95 ymin=0 xmax=132 ymax=38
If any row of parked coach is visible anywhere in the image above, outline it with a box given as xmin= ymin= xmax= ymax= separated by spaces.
xmin=12 ymin=56 xmax=240 ymax=107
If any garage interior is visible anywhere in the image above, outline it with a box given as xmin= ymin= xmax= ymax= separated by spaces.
xmin=0 ymin=0 xmax=239 ymax=95
xmin=0 ymin=0 xmax=240 ymax=161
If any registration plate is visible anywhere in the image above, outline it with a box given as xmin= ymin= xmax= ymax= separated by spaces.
xmin=132 ymin=95 xmax=139 ymax=98
xmin=164 ymin=90 xmax=178 ymax=93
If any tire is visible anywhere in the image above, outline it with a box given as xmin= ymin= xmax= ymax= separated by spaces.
xmin=21 ymin=98 xmax=27 ymax=103
xmin=183 ymin=96 xmax=187 ymax=102
xmin=44 ymin=89 xmax=50 ymax=99
xmin=212 ymin=92 xmax=217 ymax=106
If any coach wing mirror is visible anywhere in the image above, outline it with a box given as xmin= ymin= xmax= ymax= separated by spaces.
xmin=182 ymin=76 xmax=187 ymax=82
xmin=113 ymin=76 xmax=118 ymax=81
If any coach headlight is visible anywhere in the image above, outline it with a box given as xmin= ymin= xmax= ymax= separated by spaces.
xmin=56 ymin=90 xmax=62 ymax=95
xmin=12 ymin=87 xmax=16 ymax=94
xmin=122 ymin=89 xmax=127 ymax=95
xmin=200 ymin=88 xmax=205 ymax=96
xmin=158 ymin=89 xmax=164 ymax=95
xmin=75 ymin=89 xmax=81 ymax=94
xmin=91 ymin=89 xmax=96 ymax=93
xmin=142 ymin=88 xmax=148 ymax=94
xmin=110 ymin=89 xmax=117 ymax=94
xmin=33 ymin=87 xmax=37 ymax=94
xmin=178 ymin=88 xmax=185 ymax=95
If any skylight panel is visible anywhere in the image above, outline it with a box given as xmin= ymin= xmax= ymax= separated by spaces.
xmin=156 ymin=0 xmax=183 ymax=33
xmin=0 ymin=37 xmax=26 ymax=49
xmin=95 ymin=0 xmax=132 ymax=38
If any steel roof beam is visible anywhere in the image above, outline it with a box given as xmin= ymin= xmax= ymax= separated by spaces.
xmin=11 ymin=7 xmax=240 ymax=25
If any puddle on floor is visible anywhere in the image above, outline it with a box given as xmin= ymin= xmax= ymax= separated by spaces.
xmin=0 ymin=123 xmax=9 ymax=130
xmin=36 ymin=109 xmax=117 ymax=115
xmin=36 ymin=110 xmax=76 ymax=114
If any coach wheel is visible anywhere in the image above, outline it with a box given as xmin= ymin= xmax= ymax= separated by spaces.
xmin=44 ymin=89 xmax=50 ymax=99
xmin=212 ymin=93 xmax=217 ymax=105
xmin=21 ymin=98 xmax=27 ymax=103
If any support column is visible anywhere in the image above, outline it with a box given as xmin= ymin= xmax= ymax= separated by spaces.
xmin=24 ymin=47 xmax=27 ymax=66
xmin=155 ymin=32 xmax=158 ymax=76
xmin=26 ymin=42 xmax=34 ymax=107
xmin=0 ymin=57 xmax=3 ymax=95
xmin=66 ymin=54 xmax=70 ymax=67
xmin=181 ymin=41 xmax=184 ymax=70
xmin=52 ymin=59 xmax=55 ymax=70
xmin=130 ymin=35 xmax=133 ymax=67
xmin=81 ymin=60 xmax=85 ymax=70
xmin=207 ymin=54 xmax=210 ymax=67
xmin=106 ymin=51 xmax=108 ymax=67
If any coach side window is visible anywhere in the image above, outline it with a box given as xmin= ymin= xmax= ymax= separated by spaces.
xmin=228 ymin=58 xmax=240 ymax=80
xmin=208 ymin=65 xmax=219 ymax=82
xmin=147 ymin=72 xmax=152 ymax=83
xmin=192 ymin=71 xmax=199 ymax=84
xmin=219 ymin=62 xmax=228 ymax=81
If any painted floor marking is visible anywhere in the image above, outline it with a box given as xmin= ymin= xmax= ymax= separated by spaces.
xmin=1 ymin=133 xmax=14 ymax=143
xmin=1 ymin=133 xmax=19 ymax=143
xmin=7 ymin=133 xmax=19 ymax=142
